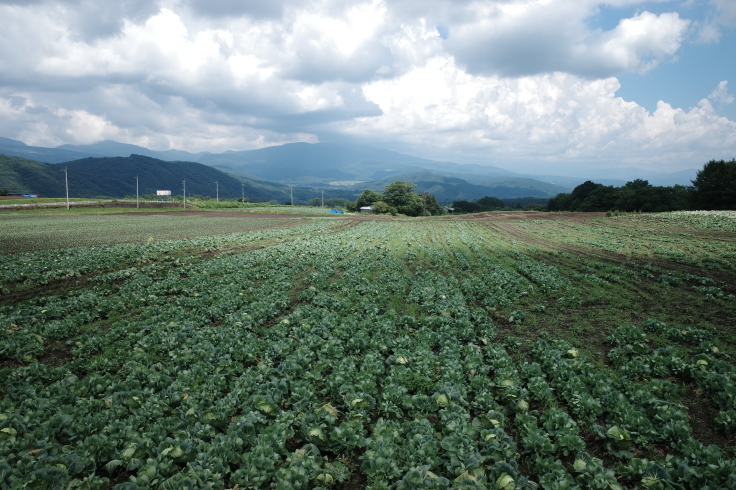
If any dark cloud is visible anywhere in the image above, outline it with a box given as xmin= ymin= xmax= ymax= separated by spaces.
xmin=68 ymin=0 xmax=161 ymax=40
xmin=445 ymin=7 xmax=690 ymax=78
xmin=8 ymin=95 xmax=26 ymax=109
xmin=0 ymin=0 xmax=160 ymax=40
xmin=183 ymin=0 xmax=304 ymax=19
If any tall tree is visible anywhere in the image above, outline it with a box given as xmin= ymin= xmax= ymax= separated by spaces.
xmin=383 ymin=181 xmax=423 ymax=216
xmin=691 ymin=159 xmax=736 ymax=210
xmin=420 ymin=192 xmax=444 ymax=216
xmin=356 ymin=189 xmax=382 ymax=208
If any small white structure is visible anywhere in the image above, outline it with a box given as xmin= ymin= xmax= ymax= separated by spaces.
xmin=359 ymin=206 xmax=373 ymax=213
xmin=157 ymin=190 xmax=172 ymax=202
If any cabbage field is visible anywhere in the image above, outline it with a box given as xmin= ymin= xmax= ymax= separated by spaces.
xmin=1 ymin=212 xmax=735 ymax=489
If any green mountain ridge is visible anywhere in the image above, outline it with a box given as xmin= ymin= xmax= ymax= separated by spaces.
xmin=0 ymin=137 xmax=100 ymax=164
xmin=57 ymin=140 xmax=210 ymax=162
xmin=357 ymin=172 xmax=568 ymax=200
xmin=198 ymin=142 xmax=518 ymax=182
xmin=0 ymin=154 xmax=345 ymax=202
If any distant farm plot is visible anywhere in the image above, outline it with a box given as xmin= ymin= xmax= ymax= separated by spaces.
xmin=0 ymin=212 xmax=311 ymax=254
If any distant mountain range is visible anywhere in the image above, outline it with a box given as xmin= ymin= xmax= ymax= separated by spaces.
xmin=0 ymin=136 xmax=701 ymax=201
xmin=356 ymin=172 xmax=570 ymax=201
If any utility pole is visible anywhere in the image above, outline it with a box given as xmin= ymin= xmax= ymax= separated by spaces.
xmin=290 ymin=185 xmax=293 ymax=206
xmin=182 ymin=180 xmax=186 ymax=209
xmin=135 ymin=175 xmax=139 ymax=209
xmin=321 ymin=190 xmax=324 ymax=207
xmin=241 ymin=183 xmax=245 ymax=203
xmin=214 ymin=181 xmax=219 ymax=203
xmin=62 ymin=167 xmax=69 ymax=210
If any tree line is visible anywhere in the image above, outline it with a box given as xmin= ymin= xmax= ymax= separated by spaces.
xmin=548 ymin=159 xmax=736 ymax=212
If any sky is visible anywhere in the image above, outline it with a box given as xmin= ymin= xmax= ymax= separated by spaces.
xmin=0 ymin=0 xmax=735 ymax=176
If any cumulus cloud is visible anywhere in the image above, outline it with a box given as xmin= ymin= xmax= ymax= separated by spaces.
xmin=277 ymin=0 xmax=394 ymax=83
xmin=708 ymin=81 xmax=735 ymax=106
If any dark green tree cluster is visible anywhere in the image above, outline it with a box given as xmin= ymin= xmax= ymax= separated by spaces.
xmin=548 ymin=160 xmax=736 ymax=212
xmin=0 ymin=188 xmax=9 ymax=196
xmin=348 ymin=181 xmax=444 ymax=216
xmin=451 ymin=196 xmax=505 ymax=213
xmin=691 ymin=159 xmax=736 ymax=210
xmin=548 ymin=179 xmax=691 ymax=212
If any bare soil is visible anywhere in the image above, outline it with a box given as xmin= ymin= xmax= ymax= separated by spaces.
xmin=441 ymin=211 xmax=607 ymax=220
xmin=112 ymin=210 xmax=608 ymax=220
xmin=110 ymin=210 xmax=324 ymax=218
xmin=680 ymin=383 xmax=735 ymax=450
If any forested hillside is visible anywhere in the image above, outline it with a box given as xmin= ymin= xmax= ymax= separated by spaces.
xmin=0 ymin=154 xmax=341 ymax=202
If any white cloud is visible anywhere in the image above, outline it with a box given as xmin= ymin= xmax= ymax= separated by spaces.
xmin=712 ymin=0 xmax=736 ymax=26
xmin=596 ymin=12 xmax=689 ymax=74
xmin=695 ymin=18 xmax=722 ymax=44
xmin=708 ymin=80 xmax=735 ymax=106
xmin=276 ymin=0 xmax=393 ymax=82
xmin=696 ymin=0 xmax=736 ymax=43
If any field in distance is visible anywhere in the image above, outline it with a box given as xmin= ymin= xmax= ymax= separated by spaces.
xmin=0 ymin=210 xmax=735 ymax=489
